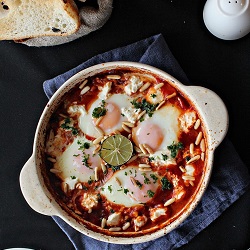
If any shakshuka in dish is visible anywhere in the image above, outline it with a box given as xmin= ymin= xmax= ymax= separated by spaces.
xmin=44 ymin=68 xmax=206 ymax=236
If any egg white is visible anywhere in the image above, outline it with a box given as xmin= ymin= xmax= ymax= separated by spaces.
xmin=132 ymin=104 xmax=181 ymax=164
xmin=100 ymin=166 xmax=160 ymax=207
xmin=53 ymin=136 xmax=101 ymax=183
xmin=78 ymin=93 xmax=133 ymax=138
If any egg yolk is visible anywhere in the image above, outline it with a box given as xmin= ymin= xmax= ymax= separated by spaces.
xmin=98 ymin=102 xmax=121 ymax=131
xmin=73 ymin=147 xmax=101 ymax=175
xmin=125 ymin=171 xmax=159 ymax=203
xmin=132 ymin=122 xmax=164 ymax=151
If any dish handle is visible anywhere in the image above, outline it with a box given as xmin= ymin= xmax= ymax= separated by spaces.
xmin=20 ymin=155 xmax=57 ymax=216
xmin=185 ymin=86 xmax=229 ymax=150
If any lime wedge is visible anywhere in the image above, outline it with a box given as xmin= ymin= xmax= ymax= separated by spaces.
xmin=100 ymin=135 xmax=133 ymax=166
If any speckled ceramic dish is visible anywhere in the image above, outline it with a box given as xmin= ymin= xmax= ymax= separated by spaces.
xmin=20 ymin=62 xmax=228 ymax=244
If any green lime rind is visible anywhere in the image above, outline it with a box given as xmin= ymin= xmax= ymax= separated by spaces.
xmin=100 ymin=134 xmax=133 ymax=166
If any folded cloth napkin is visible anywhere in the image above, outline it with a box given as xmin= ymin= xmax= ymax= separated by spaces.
xmin=43 ymin=34 xmax=250 ymax=250
xmin=20 ymin=0 xmax=113 ymax=47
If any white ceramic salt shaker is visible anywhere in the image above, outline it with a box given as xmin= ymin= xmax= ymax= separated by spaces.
xmin=203 ymin=0 xmax=250 ymax=40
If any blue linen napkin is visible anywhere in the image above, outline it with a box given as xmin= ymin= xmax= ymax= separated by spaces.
xmin=43 ymin=34 xmax=250 ymax=250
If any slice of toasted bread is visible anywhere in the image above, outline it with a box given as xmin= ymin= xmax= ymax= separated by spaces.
xmin=0 ymin=0 xmax=80 ymax=40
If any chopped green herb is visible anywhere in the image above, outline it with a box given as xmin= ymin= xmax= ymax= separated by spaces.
xmin=124 ymin=171 xmax=128 ymax=176
xmin=162 ymin=154 xmax=168 ymax=161
xmin=131 ymin=98 xmax=158 ymax=117
xmin=139 ymin=117 xmax=145 ymax=122
xmin=150 ymin=93 xmax=157 ymax=98
xmin=147 ymin=190 xmax=155 ymax=198
xmin=167 ymin=141 xmax=184 ymax=158
xmin=124 ymin=188 xmax=129 ymax=194
xmin=83 ymin=142 xmax=90 ymax=149
xmin=135 ymin=180 xmax=143 ymax=189
xmin=82 ymin=153 xmax=92 ymax=169
xmin=78 ymin=140 xmax=90 ymax=150
xmin=111 ymin=165 xmax=120 ymax=172
xmin=101 ymin=187 xmax=105 ymax=191
xmin=73 ymin=154 xmax=80 ymax=157
xmin=108 ymin=185 xmax=113 ymax=193
xmin=60 ymin=117 xmax=78 ymax=135
xmin=110 ymin=209 xmax=115 ymax=213
xmin=70 ymin=176 xmax=76 ymax=179
xmin=150 ymin=173 xmax=158 ymax=184
xmin=92 ymin=100 xmax=107 ymax=118
xmin=161 ymin=176 xmax=172 ymax=190
xmin=185 ymin=156 xmax=191 ymax=162
xmin=82 ymin=185 xmax=88 ymax=191
xmin=148 ymin=156 xmax=155 ymax=162
xmin=142 ymin=173 xmax=151 ymax=184
xmin=88 ymin=177 xmax=93 ymax=185
xmin=117 ymin=189 xmax=123 ymax=191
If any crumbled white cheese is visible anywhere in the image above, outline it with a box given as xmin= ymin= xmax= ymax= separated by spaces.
xmin=64 ymin=177 xmax=78 ymax=190
xmin=150 ymin=207 xmax=167 ymax=221
xmin=98 ymin=82 xmax=112 ymax=100
xmin=107 ymin=212 xmax=122 ymax=227
xmin=185 ymin=164 xmax=195 ymax=176
xmin=179 ymin=111 xmax=196 ymax=133
xmin=68 ymin=105 xmax=86 ymax=116
xmin=121 ymin=106 xmax=141 ymax=124
xmin=124 ymin=75 xmax=143 ymax=95
xmin=149 ymin=150 xmax=176 ymax=166
xmin=80 ymin=193 xmax=99 ymax=212
xmin=171 ymin=174 xmax=186 ymax=200
xmin=147 ymin=89 xmax=164 ymax=104
xmin=134 ymin=215 xmax=147 ymax=231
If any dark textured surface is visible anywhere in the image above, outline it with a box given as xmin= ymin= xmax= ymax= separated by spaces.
xmin=0 ymin=1 xmax=250 ymax=250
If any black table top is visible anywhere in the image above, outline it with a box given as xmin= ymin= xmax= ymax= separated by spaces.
xmin=1 ymin=1 xmax=250 ymax=249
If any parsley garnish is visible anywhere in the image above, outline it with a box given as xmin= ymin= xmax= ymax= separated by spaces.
xmin=148 ymin=156 xmax=155 ymax=162
xmin=135 ymin=180 xmax=143 ymax=189
xmin=92 ymin=100 xmax=107 ymax=118
xmin=77 ymin=140 xmax=90 ymax=150
xmin=88 ymin=177 xmax=93 ymax=185
xmin=83 ymin=142 xmax=90 ymax=149
xmin=161 ymin=176 xmax=172 ymax=190
xmin=82 ymin=153 xmax=92 ymax=169
xmin=150 ymin=93 xmax=157 ymax=98
xmin=61 ymin=117 xmax=78 ymax=135
xmin=70 ymin=176 xmax=76 ymax=179
xmin=131 ymin=98 xmax=158 ymax=117
xmin=124 ymin=188 xmax=129 ymax=194
xmin=109 ymin=165 xmax=120 ymax=172
xmin=162 ymin=154 xmax=168 ymax=161
xmin=150 ymin=174 xmax=158 ymax=184
xmin=147 ymin=190 xmax=155 ymax=198
xmin=167 ymin=141 xmax=184 ymax=158
xmin=108 ymin=185 xmax=113 ymax=193
xmin=142 ymin=173 xmax=151 ymax=184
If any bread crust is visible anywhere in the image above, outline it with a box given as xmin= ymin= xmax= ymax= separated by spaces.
xmin=0 ymin=0 xmax=81 ymax=40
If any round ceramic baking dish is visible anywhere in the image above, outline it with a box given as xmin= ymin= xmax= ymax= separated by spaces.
xmin=20 ymin=61 xmax=228 ymax=244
